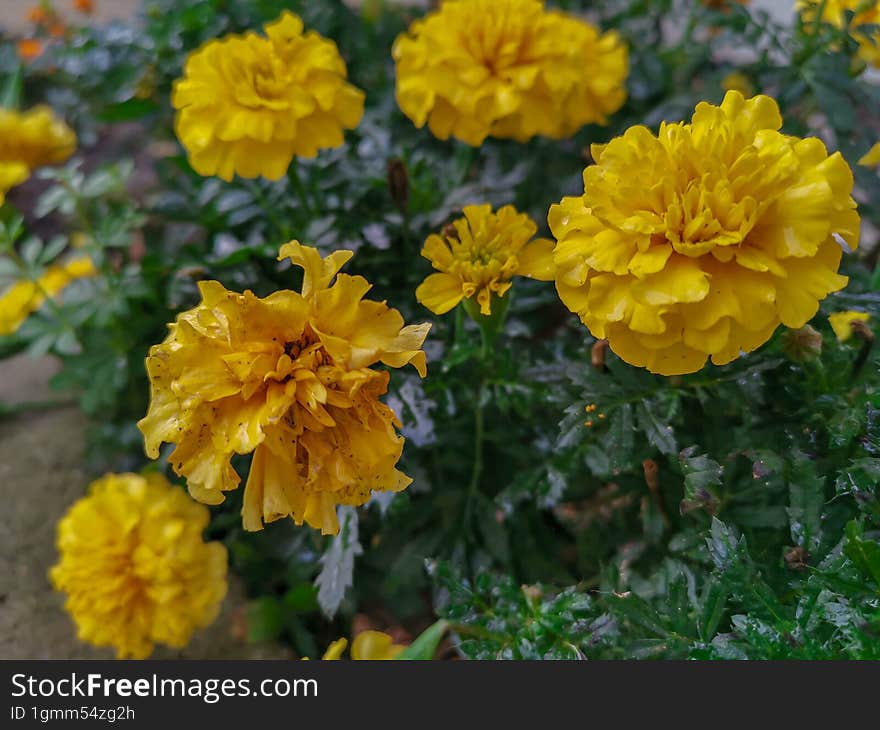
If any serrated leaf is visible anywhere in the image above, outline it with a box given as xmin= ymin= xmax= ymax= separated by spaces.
xmin=603 ymin=403 xmax=634 ymax=469
xmin=315 ymin=506 xmax=363 ymax=618
xmin=637 ymin=401 xmax=677 ymax=455
xmin=844 ymin=521 xmax=880 ymax=587
xmin=787 ymin=454 xmax=825 ymax=553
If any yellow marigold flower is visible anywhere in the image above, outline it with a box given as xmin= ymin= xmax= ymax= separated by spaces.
xmin=829 ymin=310 xmax=870 ymax=342
xmin=550 ymin=91 xmax=860 ymax=376
xmin=50 ymin=472 xmax=228 ymax=659
xmin=138 ymin=242 xmax=430 ymax=535
xmin=721 ymin=71 xmax=753 ymax=96
xmin=172 ymin=11 xmax=365 ymax=181
xmin=798 ymin=0 xmax=880 ymax=68
xmin=317 ymin=631 xmax=407 ymax=660
xmin=416 ymin=204 xmax=555 ymax=316
xmin=0 ymin=105 xmax=76 ymax=203
xmin=392 ymin=0 xmax=628 ymax=146
xmin=859 ymin=142 xmax=880 ymax=168
xmin=0 ymin=256 xmax=96 ymax=335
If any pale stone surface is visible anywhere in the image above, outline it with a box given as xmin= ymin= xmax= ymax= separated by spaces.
xmin=0 ymin=355 xmax=291 ymax=660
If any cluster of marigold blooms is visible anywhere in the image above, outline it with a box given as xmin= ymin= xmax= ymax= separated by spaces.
xmin=17 ymin=1 xmax=94 ymax=63
xmin=0 ymin=0 xmax=875 ymax=658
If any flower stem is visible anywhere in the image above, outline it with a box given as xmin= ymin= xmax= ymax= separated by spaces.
xmin=463 ymin=378 xmax=485 ymax=531
xmin=288 ymin=165 xmax=314 ymax=218
xmin=247 ymin=180 xmax=290 ymax=238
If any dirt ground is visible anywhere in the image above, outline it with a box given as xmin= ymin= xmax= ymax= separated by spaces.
xmin=0 ymin=353 xmax=292 ymax=659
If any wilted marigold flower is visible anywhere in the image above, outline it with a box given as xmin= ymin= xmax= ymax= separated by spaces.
xmin=0 ymin=105 xmax=76 ymax=203
xmin=138 ymin=242 xmax=430 ymax=535
xmin=50 ymin=472 xmax=228 ymax=659
xmin=829 ymin=311 xmax=870 ymax=342
xmin=73 ymin=0 xmax=94 ymax=14
xmin=172 ymin=11 xmax=365 ymax=181
xmin=550 ymin=91 xmax=860 ymax=376
xmin=416 ymin=204 xmax=555 ymax=316
xmin=318 ymin=631 xmax=407 ymax=660
xmin=0 ymin=256 xmax=96 ymax=335
xmin=392 ymin=0 xmax=628 ymax=146
xmin=798 ymin=0 xmax=880 ymax=68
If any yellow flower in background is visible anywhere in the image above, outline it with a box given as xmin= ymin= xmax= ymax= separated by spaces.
xmin=798 ymin=0 xmax=880 ymax=68
xmin=392 ymin=0 xmax=628 ymax=146
xmin=721 ymin=71 xmax=753 ymax=96
xmin=0 ymin=106 xmax=76 ymax=204
xmin=0 ymin=256 xmax=96 ymax=335
xmin=172 ymin=11 xmax=365 ymax=181
xmin=138 ymin=242 xmax=430 ymax=535
xmin=550 ymin=91 xmax=860 ymax=376
xmin=829 ymin=310 xmax=870 ymax=342
xmin=860 ymin=143 xmax=880 ymax=168
xmin=416 ymin=204 xmax=554 ymax=316
xmin=50 ymin=472 xmax=228 ymax=659
xmin=317 ymin=631 xmax=407 ymax=660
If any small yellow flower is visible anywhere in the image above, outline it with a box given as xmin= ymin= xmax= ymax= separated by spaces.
xmin=392 ymin=0 xmax=628 ymax=146
xmin=138 ymin=242 xmax=430 ymax=535
xmin=0 ymin=106 xmax=76 ymax=204
xmin=829 ymin=311 xmax=871 ymax=342
xmin=416 ymin=204 xmax=555 ymax=316
xmin=172 ymin=11 xmax=365 ymax=181
xmin=859 ymin=143 xmax=880 ymax=168
xmin=317 ymin=631 xmax=407 ymax=660
xmin=550 ymin=91 xmax=860 ymax=375
xmin=50 ymin=472 xmax=228 ymax=659
xmin=0 ymin=256 xmax=96 ymax=335
xmin=721 ymin=71 xmax=753 ymax=96
xmin=798 ymin=0 xmax=880 ymax=68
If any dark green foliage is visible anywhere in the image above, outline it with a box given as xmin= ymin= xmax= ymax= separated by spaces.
xmin=2 ymin=0 xmax=880 ymax=659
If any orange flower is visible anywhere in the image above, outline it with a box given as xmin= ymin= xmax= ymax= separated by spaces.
xmin=73 ymin=0 xmax=94 ymax=13
xmin=49 ymin=23 xmax=67 ymax=38
xmin=27 ymin=5 xmax=51 ymax=25
xmin=17 ymin=39 xmax=43 ymax=62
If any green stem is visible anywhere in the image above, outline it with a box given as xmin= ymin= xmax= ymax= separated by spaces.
xmin=463 ymin=379 xmax=485 ymax=531
xmin=247 ymin=180 xmax=290 ymax=238
xmin=288 ymin=165 xmax=314 ymax=218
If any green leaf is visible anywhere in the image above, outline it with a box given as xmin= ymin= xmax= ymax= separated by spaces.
xmin=787 ymin=454 xmax=825 ymax=552
xmin=245 ymin=597 xmax=284 ymax=643
xmin=314 ymin=506 xmax=362 ymax=618
xmin=96 ymin=98 xmax=159 ymax=123
xmin=679 ymin=447 xmax=722 ymax=514
xmin=0 ymin=66 xmax=22 ymax=110
xmin=603 ymin=403 xmax=634 ymax=470
xmin=637 ymin=401 xmax=677 ymax=455
xmin=698 ymin=577 xmax=729 ymax=642
xmin=396 ymin=620 xmax=449 ymax=660
xmin=844 ymin=521 xmax=880 ymax=587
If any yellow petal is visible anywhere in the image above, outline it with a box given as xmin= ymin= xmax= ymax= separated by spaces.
xmin=416 ymin=272 xmax=464 ymax=315
xmin=515 ymin=238 xmax=555 ymax=280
